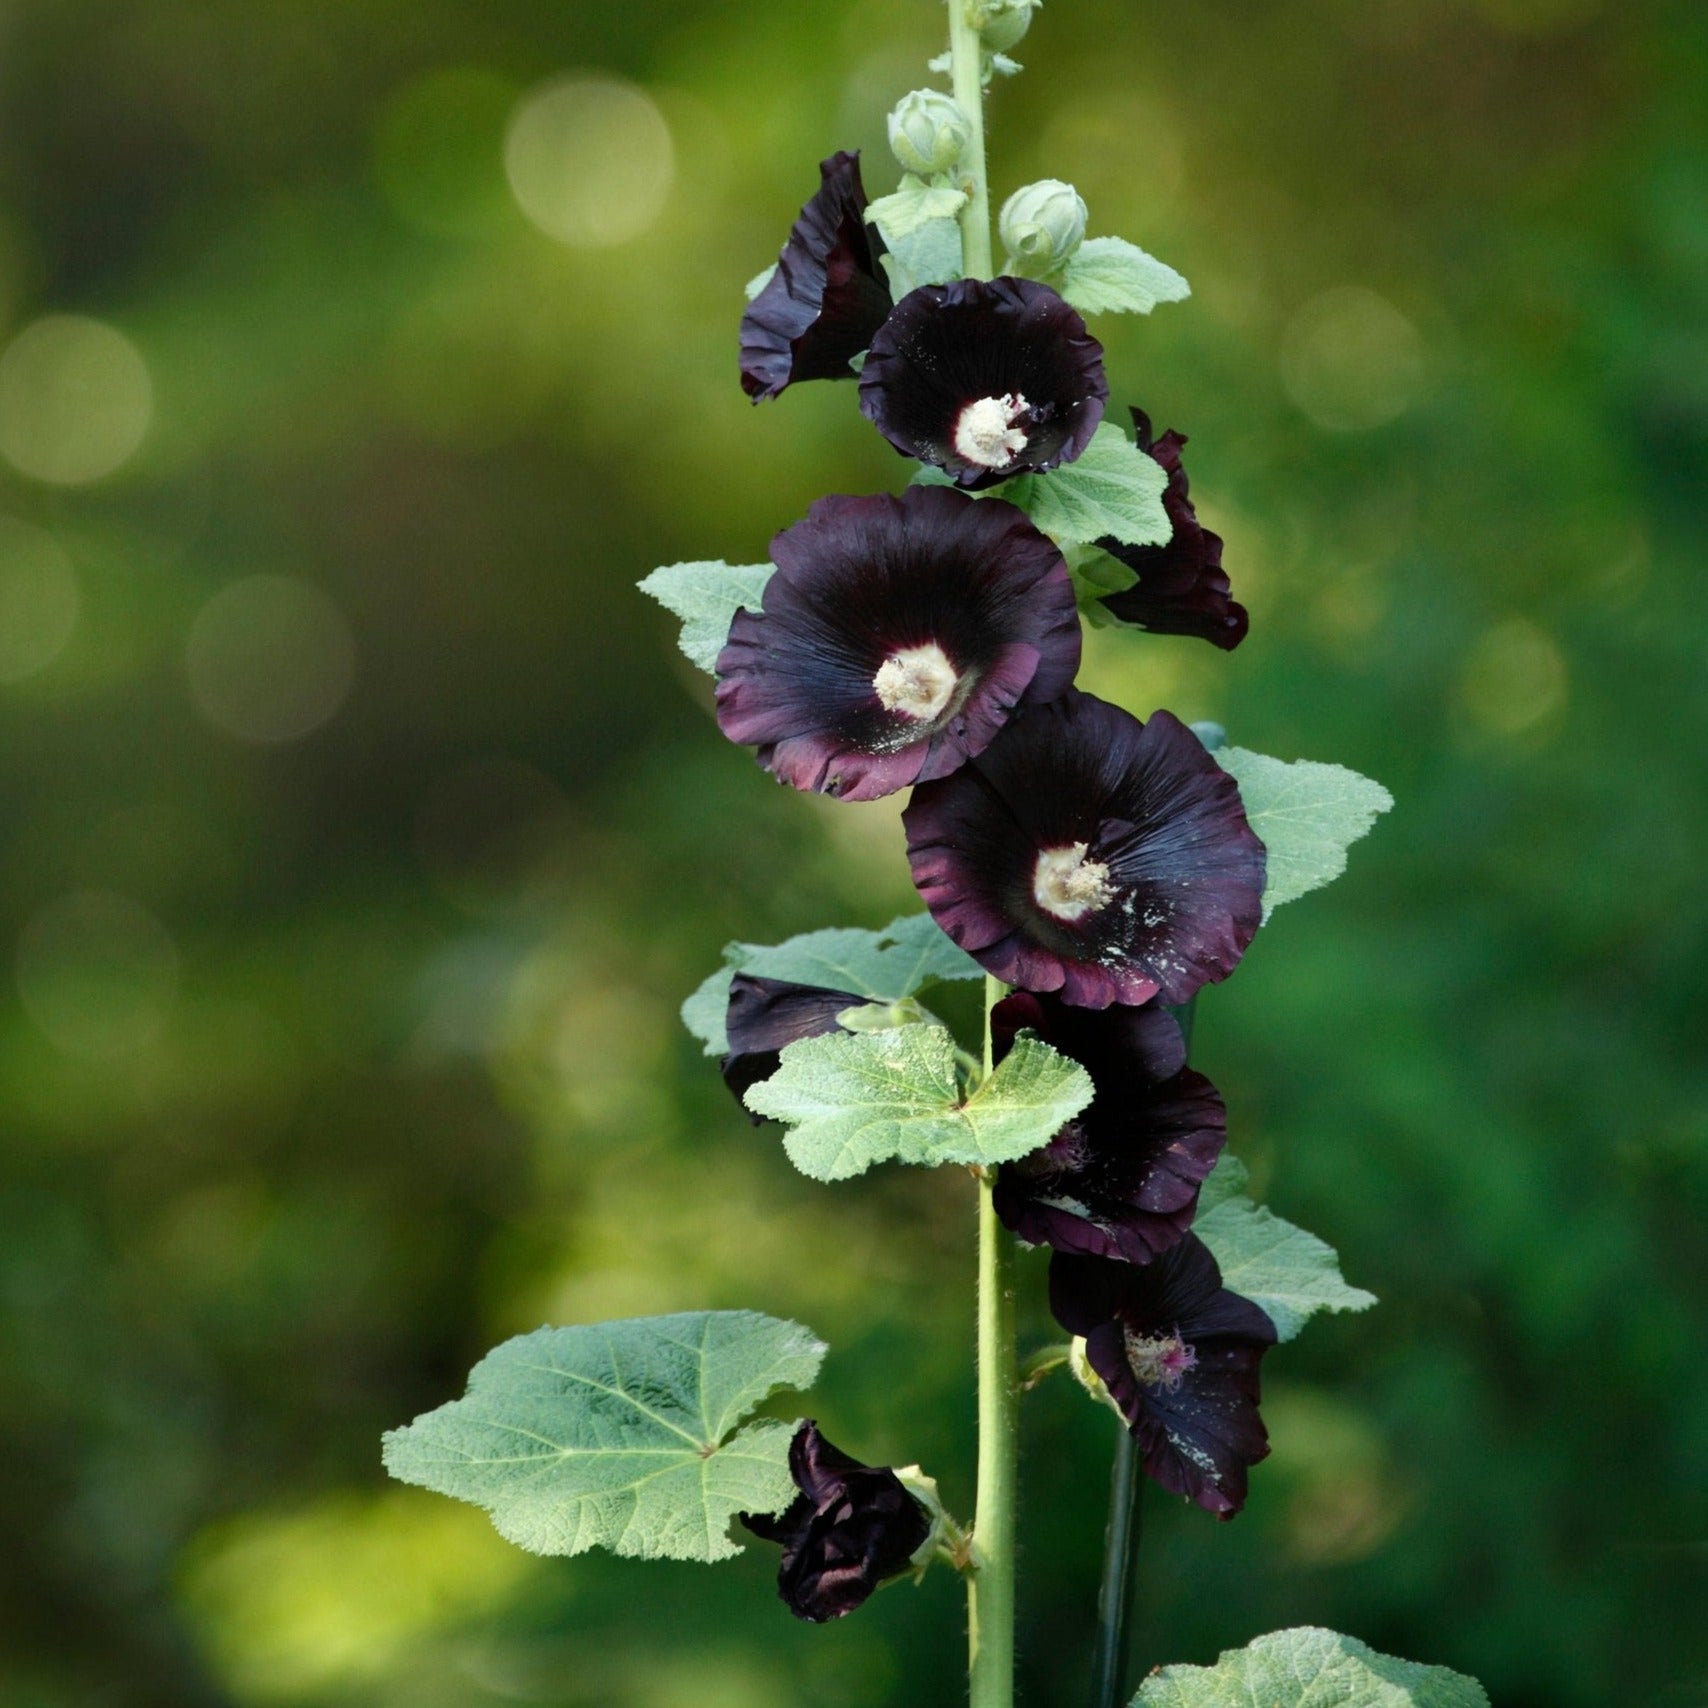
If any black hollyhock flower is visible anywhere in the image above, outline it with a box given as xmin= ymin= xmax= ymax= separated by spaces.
xmin=989 ymin=992 xmax=1226 ymax=1263
xmin=903 ymin=691 xmax=1265 ymax=1007
xmin=716 ymin=486 xmax=1081 ymax=801
xmin=1097 ymin=409 xmax=1248 ymax=650
xmin=1050 ymin=1238 xmax=1276 ymax=1518
xmin=740 ymin=152 xmax=894 ymax=402
xmin=721 ymin=973 xmax=859 ymax=1118
xmin=858 ymin=277 xmax=1108 ymax=488
xmin=740 ymin=1421 xmax=930 ymax=1622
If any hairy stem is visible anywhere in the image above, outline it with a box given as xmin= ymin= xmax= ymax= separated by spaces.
xmin=970 ymin=973 xmax=1018 ymax=1708
xmin=948 ymin=0 xmax=994 ymax=280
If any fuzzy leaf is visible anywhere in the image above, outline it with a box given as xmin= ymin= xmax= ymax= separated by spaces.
xmin=681 ymin=914 xmax=984 ymax=1056
xmin=744 ymin=264 xmax=776 ymax=302
xmin=1195 ymin=1160 xmax=1376 ymax=1342
xmin=1215 ymin=747 xmax=1394 ymax=922
xmin=638 ymin=561 xmax=773 ymax=674
xmin=998 ymin=421 xmax=1170 ymax=548
xmin=382 ymin=1311 xmax=826 ymax=1564
xmin=874 ymin=186 xmax=965 ymax=298
xmin=1132 ymin=1626 xmax=1490 ymax=1708
xmin=745 ymin=1025 xmax=1093 ymax=1182
xmin=866 ymin=178 xmax=968 ymax=240
xmin=1059 ymin=235 xmax=1190 ymax=316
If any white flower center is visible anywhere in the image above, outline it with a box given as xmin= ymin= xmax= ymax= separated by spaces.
xmin=1123 ymin=1329 xmax=1197 ymax=1392
xmin=1032 ymin=842 xmax=1114 ymax=921
xmin=952 ymin=392 xmax=1030 ymax=469
xmin=873 ymin=643 xmax=959 ymax=721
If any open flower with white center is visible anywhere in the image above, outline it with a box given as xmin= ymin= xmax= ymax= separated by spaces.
xmin=1050 ymin=1237 xmax=1277 ymax=1518
xmin=858 ymin=277 xmax=1108 ymax=489
xmin=715 ymin=486 xmax=1081 ymax=801
xmin=903 ymin=690 xmax=1266 ymax=1007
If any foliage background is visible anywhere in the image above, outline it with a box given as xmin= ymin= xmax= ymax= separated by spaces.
xmin=1 ymin=0 xmax=1703 ymax=1704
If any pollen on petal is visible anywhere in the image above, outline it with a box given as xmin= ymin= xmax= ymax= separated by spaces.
xmin=952 ymin=393 xmax=1030 ymax=469
xmin=1033 ymin=842 xmax=1113 ymax=920
xmin=873 ymin=643 xmax=959 ymax=721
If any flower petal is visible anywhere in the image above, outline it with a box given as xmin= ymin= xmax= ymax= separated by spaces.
xmin=722 ymin=974 xmax=860 ymax=1119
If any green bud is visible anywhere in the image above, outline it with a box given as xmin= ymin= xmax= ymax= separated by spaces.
xmin=999 ymin=178 xmax=1088 ymax=276
xmin=887 ymin=88 xmax=972 ymax=177
xmin=974 ymin=0 xmax=1040 ymax=53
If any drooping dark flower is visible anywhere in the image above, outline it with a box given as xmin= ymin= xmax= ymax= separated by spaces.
xmin=903 ymin=691 xmax=1265 ymax=1007
xmin=1097 ymin=409 xmax=1248 ymax=650
xmin=1050 ymin=1238 xmax=1276 ymax=1518
xmin=990 ymin=992 xmax=1226 ymax=1263
xmin=721 ymin=973 xmax=859 ymax=1118
xmin=740 ymin=1421 xmax=931 ymax=1622
xmin=858 ymin=277 xmax=1108 ymax=488
xmin=716 ymin=486 xmax=1081 ymax=801
xmin=740 ymin=152 xmax=895 ymax=402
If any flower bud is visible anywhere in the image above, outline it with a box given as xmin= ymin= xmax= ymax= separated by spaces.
xmin=999 ymin=178 xmax=1088 ymax=275
xmin=887 ymin=88 xmax=972 ymax=176
xmin=975 ymin=0 xmax=1041 ymax=52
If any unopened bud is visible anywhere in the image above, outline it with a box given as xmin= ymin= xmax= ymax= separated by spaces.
xmin=999 ymin=178 xmax=1088 ymax=275
xmin=975 ymin=0 xmax=1041 ymax=53
xmin=888 ymin=89 xmax=972 ymax=177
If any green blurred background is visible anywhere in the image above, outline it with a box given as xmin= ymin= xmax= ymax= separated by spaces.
xmin=1 ymin=0 xmax=1704 ymax=1703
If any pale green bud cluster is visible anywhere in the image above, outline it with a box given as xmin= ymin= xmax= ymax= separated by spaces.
xmin=888 ymin=88 xmax=972 ymax=176
xmin=971 ymin=0 xmax=1040 ymax=53
xmin=999 ymin=178 xmax=1088 ymax=275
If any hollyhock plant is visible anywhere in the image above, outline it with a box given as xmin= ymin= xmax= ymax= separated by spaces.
xmin=1097 ymin=408 xmax=1248 ymax=650
xmin=740 ymin=151 xmax=894 ymax=402
xmin=1050 ymin=1239 xmax=1276 ymax=1517
xmin=904 ymin=690 xmax=1266 ymax=1007
xmin=858 ymin=276 xmax=1108 ymax=487
xmin=740 ymin=1421 xmax=931 ymax=1622
xmin=721 ymin=972 xmax=859 ymax=1115
xmin=715 ymin=485 xmax=1081 ymax=800
xmin=989 ymin=992 xmax=1227 ymax=1264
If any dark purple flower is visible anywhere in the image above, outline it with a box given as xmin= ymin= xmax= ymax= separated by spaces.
xmin=1097 ymin=409 xmax=1247 ymax=650
xmin=902 ymin=691 xmax=1265 ymax=1007
xmin=740 ymin=152 xmax=895 ymax=402
xmin=721 ymin=973 xmax=858 ymax=1118
xmin=741 ymin=1421 xmax=930 ymax=1622
xmin=715 ymin=486 xmax=1081 ymax=801
xmin=989 ymin=992 xmax=1226 ymax=1263
xmin=1050 ymin=1238 xmax=1276 ymax=1518
xmin=858 ymin=277 xmax=1108 ymax=488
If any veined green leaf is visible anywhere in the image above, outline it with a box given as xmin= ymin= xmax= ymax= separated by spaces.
xmin=998 ymin=421 xmax=1170 ymax=548
xmin=637 ymin=561 xmax=773 ymax=674
xmin=1060 ymin=235 xmax=1190 ymax=316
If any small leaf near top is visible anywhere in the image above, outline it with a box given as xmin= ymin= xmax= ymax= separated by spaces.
xmin=382 ymin=1311 xmax=827 ymax=1565
xmin=1059 ymin=236 xmax=1190 ymax=316
xmin=638 ymin=561 xmax=773 ymax=674
xmin=1131 ymin=1626 xmax=1490 ymax=1708
xmin=1215 ymin=747 xmax=1394 ymax=922
xmin=866 ymin=177 xmax=969 ymax=239
xmin=997 ymin=421 xmax=1170 ymax=548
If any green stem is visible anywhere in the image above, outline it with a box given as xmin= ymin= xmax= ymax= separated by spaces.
xmin=969 ymin=973 xmax=1018 ymax=1708
xmin=948 ymin=0 xmax=994 ymax=280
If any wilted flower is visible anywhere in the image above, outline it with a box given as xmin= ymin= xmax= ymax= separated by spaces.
xmin=741 ymin=1421 xmax=931 ymax=1621
xmin=740 ymin=152 xmax=894 ymax=402
xmin=858 ymin=277 xmax=1107 ymax=488
xmin=716 ymin=486 xmax=1081 ymax=800
xmin=721 ymin=973 xmax=860 ymax=1117
xmin=1050 ymin=1238 xmax=1276 ymax=1517
xmin=1098 ymin=408 xmax=1248 ymax=650
xmin=903 ymin=690 xmax=1265 ymax=1007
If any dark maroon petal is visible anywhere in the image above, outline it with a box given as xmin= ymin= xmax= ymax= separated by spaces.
xmin=990 ymin=991 xmax=1187 ymax=1082
xmin=859 ymin=277 xmax=1108 ymax=488
xmin=739 ymin=1421 xmax=930 ymax=1622
xmin=1051 ymin=1241 xmax=1276 ymax=1518
xmin=902 ymin=691 xmax=1265 ymax=1006
xmin=1097 ymin=408 xmax=1247 ymax=650
xmin=722 ymin=974 xmax=859 ymax=1119
xmin=715 ymin=487 xmax=1082 ymax=802
xmin=740 ymin=152 xmax=895 ymax=402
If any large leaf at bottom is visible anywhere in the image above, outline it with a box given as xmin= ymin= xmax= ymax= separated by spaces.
xmin=1132 ymin=1626 xmax=1489 ymax=1707
xmin=382 ymin=1311 xmax=825 ymax=1563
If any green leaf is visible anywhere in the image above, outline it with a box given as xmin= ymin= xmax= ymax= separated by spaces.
xmin=637 ymin=561 xmax=773 ymax=674
xmin=1059 ymin=235 xmax=1190 ymax=316
xmin=1195 ymin=1159 xmax=1376 ymax=1342
xmin=744 ymin=263 xmax=776 ymax=301
xmin=998 ymin=422 xmax=1170 ymax=548
xmin=1131 ymin=1626 xmax=1490 ymax=1708
xmin=1215 ymin=747 xmax=1394 ymax=921
xmin=866 ymin=177 xmax=968 ymax=239
xmin=681 ymin=914 xmax=983 ymax=1056
xmin=745 ymin=1025 xmax=1093 ymax=1182
xmin=382 ymin=1311 xmax=826 ymax=1564
xmin=872 ymin=184 xmax=964 ymax=297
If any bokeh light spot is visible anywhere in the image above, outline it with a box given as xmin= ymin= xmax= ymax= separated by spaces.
xmin=16 ymin=890 xmax=179 ymax=1059
xmin=504 ymin=75 xmax=674 ymax=248
xmin=372 ymin=66 xmax=519 ymax=239
xmin=1280 ymin=286 xmax=1426 ymax=432
xmin=0 ymin=515 xmax=79 ymax=680
xmin=185 ymin=575 xmax=355 ymax=744
xmin=1458 ymin=617 xmax=1569 ymax=739
xmin=0 ymin=314 xmax=153 ymax=484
